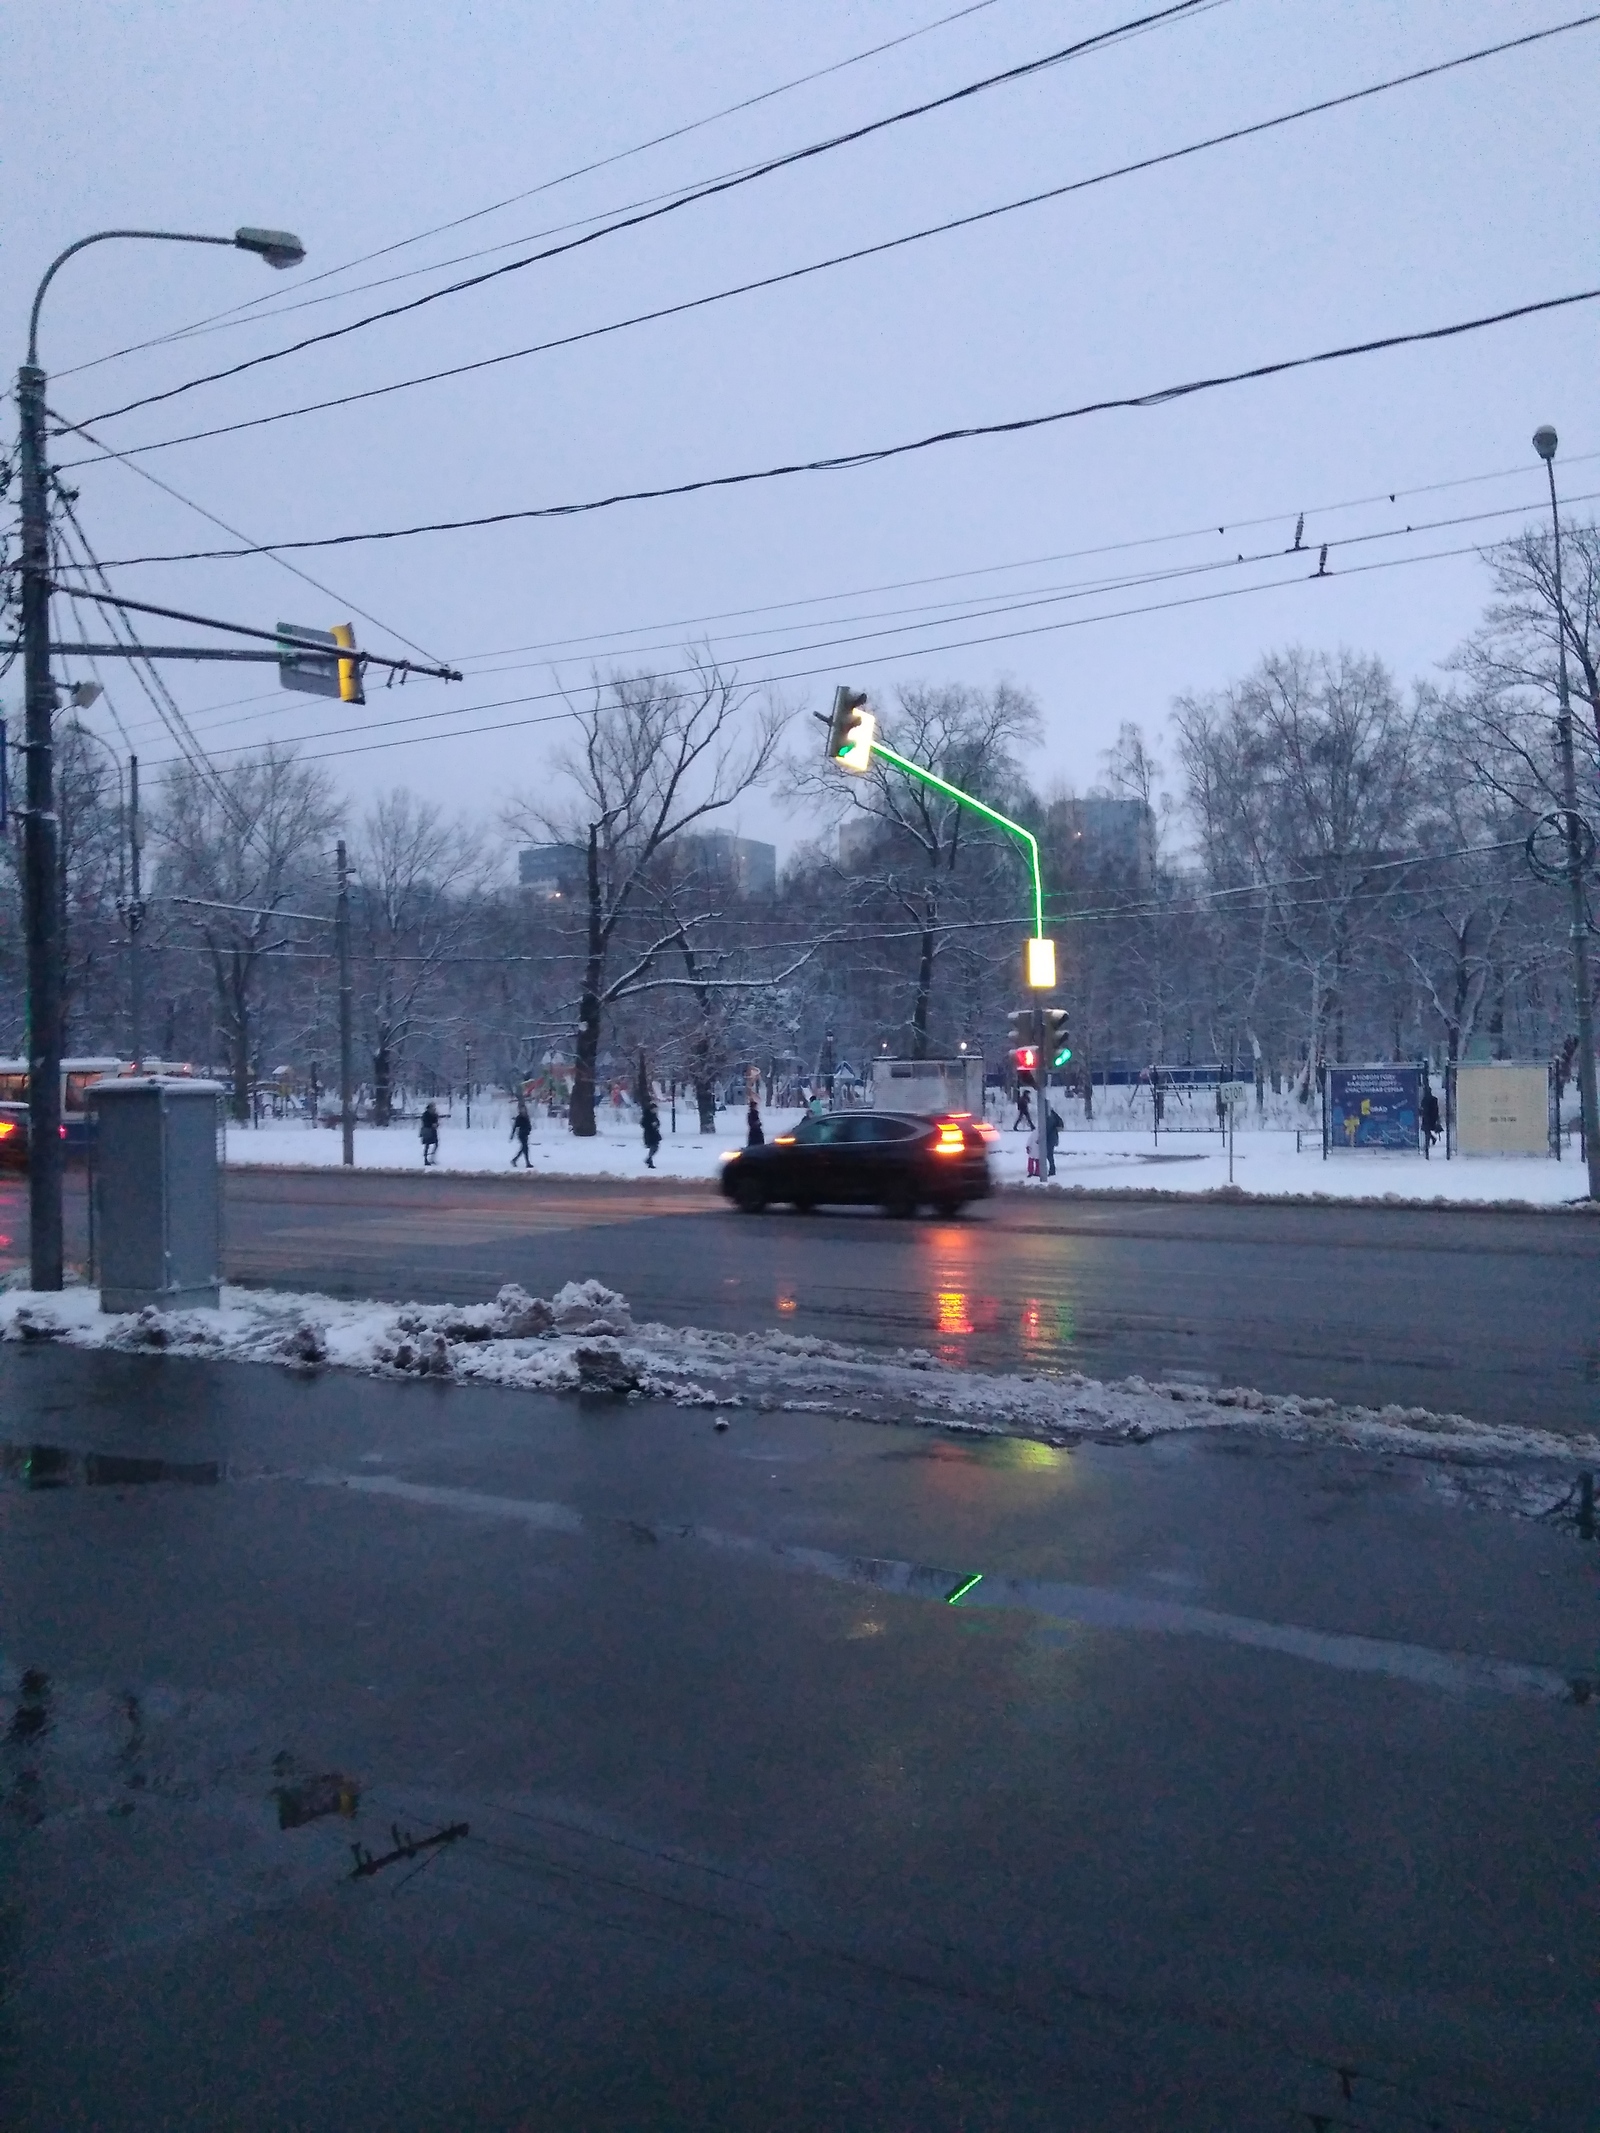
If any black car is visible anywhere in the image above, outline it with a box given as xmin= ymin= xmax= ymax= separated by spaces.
xmin=719 ymin=1110 xmax=993 ymax=1217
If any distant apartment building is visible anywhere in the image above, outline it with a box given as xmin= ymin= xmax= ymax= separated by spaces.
xmin=837 ymin=813 xmax=883 ymax=872
xmin=682 ymin=831 xmax=777 ymax=899
xmin=1047 ymin=795 xmax=1156 ymax=888
xmin=520 ymin=833 xmax=776 ymax=900
xmin=517 ymin=843 xmax=585 ymax=899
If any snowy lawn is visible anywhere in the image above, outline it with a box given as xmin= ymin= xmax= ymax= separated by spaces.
xmin=222 ymin=1105 xmax=1595 ymax=1209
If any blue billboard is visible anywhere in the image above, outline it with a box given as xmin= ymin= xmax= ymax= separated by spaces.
xmin=1327 ymin=1065 xmax=1421 ymax=1151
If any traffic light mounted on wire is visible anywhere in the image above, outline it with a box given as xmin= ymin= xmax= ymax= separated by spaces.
xmin=826 ymin=685 xmax=875 ymax=773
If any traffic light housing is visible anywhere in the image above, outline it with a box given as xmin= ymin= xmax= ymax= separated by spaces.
xmin=826 ymin=685 xmax=874 ymax=773
xmin=1043 ymin=1007 xmax=1071 ymax=1067
xmin=331 ymin=622 xmax=365 ymax=705
xmin=1012 ymin=1044 xmax=1038 ymax=1077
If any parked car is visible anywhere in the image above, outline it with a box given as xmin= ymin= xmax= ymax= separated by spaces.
xmin=719 ymin=1110 xmax=994 ymax=1217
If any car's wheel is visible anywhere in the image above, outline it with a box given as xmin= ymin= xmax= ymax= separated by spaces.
xmin=932 ymin=1197 xmax=963 ymax=1219
xmin=792 ymin=1193 xmax=816 ymax=1214
xmin=882 ymin=1179 xmax=917 ymax=1219
xmin=733 ymin=1172 xmax=768 ymax=1213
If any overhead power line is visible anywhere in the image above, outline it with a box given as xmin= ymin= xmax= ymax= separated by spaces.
xmin=100 ymin=444 xmax=1589 ymax=756
xmin=69 ymin=0 xmax=1217 ymax=431
xmin=49 ymin=407 xmax=446 ymax=663
xmin=55 ymin=12 xmax=1598 ymax=467
xmin=76 ymin=289 xmax=1600 ymax=569
xmin=134 ymin=528 xmax=1531 ymax=774
xmin=53 ymin=0 xmax=1013 ymax=380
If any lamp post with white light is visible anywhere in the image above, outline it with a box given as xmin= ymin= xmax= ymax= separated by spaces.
xmin=17 ymin=225 xmax=305 ymax=1288
xmin=1532 ymin=426 xmax=1600 ymax=1200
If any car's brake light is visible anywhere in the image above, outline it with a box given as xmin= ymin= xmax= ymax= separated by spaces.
xmin=0 ymin=1122 xmax=14 ymax=1138
xmin=933 ymin=1120 xmax=965 ymax=1156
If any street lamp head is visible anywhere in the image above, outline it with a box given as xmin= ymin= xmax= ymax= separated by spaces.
xmin=1533 ymin=425 xmax=1558 ymax=464
xmin=234 ymin=226 xmax=305 ymax=270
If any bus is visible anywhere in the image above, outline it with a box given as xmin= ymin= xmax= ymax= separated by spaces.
xmin=0 ymin=1058 xmax=198 ymax=1167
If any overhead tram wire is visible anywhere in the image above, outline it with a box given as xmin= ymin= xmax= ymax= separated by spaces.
xmin=33 ymin=443 xmax=1600 ymax=734
xmin=133 ymin=524 xmax=1556 ymax=774
xmin=100 ymin=442 xmax=1592 ymax=754
xmin=69 ymin=0 xmax=1221 ymax=432
xmin=446 ymin=448 xmax=1600 ymax=670
xmin=110 ymin=479 xmax=1600 ymax=759
xmin=53 ymin=0 xmax=1015 ymax=379
xmin=48 ymin=408 xmax=447 ymax=665
xmin=61 ymin=11 xmax=1600 ymax=470
xmin=78 ymin=288 xmax=1600 ymax=571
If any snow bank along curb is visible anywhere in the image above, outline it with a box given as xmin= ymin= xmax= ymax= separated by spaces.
xmin=3 ymin=1279 xmax=1596 ymax=1489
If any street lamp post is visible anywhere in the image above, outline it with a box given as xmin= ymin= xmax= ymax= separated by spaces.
xmin=1533 ymin=425 xmax=1600 ymax=1200
xmin=18 ymin=224 xmax=304 ymax=1289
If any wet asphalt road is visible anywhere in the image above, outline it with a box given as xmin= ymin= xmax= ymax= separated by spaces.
xmin=5 ymin=1167 xmax=1599 ymax=1430
xmin=2 ymin=1341 xmax=1595 ymax=2130
xmin=49 ymin=1167 xmax=1600 ymax=1432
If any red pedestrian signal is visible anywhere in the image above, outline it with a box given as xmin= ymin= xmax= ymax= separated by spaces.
xmin=1012 ymin=1045 xmax=1037 ymax=1073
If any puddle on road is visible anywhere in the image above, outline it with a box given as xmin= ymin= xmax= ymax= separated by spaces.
xmin=1 ymin=1445 xmax=221 ymax=1490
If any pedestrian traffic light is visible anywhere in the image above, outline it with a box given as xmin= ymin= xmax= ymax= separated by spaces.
xmin=826 ymin=685 xmax=874 ymax=772
xmin=1043 ymin=1007 xmax=1071 ymax=1066
xmin=1012 ymin=1044 xmax=1038 ymax=1075
xmin=1006 ymin=1007 xmax=1033 ymax=1052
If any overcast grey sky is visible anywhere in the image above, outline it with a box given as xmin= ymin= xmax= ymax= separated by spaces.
xmin=9 ymin=0 xmax=1594 ymax=854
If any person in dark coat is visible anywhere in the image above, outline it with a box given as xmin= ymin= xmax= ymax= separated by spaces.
xmin=1044 ymin=1103 xmax=1061 ymax=1177
xmin=419 ymin=1100 xmax=440 ymax=1166
xmin=1012 ymin=1083 xmax=1034 ymax=1132
xmin=510 ymin=1101 xmax=532 ymax=1167
xmin=641 ymin=1094 xmax=662 ymax=1169
xmin=746 ymin=1097 xmax=765 ymax=1148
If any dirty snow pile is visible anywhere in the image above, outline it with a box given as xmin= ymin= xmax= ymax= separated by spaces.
xmin=2 ymin=1277 xmax=1596 ymax=1475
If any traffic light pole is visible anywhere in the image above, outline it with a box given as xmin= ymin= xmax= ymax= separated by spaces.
xmin=870 ymin=741 xmax=1045 ymax=942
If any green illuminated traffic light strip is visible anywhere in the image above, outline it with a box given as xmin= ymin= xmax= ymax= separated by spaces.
xmin=869 ymin=741 xmax=1045 ymax=939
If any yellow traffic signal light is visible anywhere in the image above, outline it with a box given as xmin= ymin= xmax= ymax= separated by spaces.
xmin=826 ymin=685 xmax=874 ymax=773
xmin=1025 ymin=936 xmax=1056 ymax=989
xmin=331 ymin=623 xmax=365 ymax=705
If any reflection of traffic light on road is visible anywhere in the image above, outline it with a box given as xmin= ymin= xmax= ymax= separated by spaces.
xmin=826 ymin=685 xmax=874 ymax=772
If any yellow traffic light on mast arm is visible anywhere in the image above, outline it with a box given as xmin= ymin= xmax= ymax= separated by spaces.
xmin=826 ymin=685 xmax=874 ymax=773
xmin=331 ymin=622 xmax=365 ymax=705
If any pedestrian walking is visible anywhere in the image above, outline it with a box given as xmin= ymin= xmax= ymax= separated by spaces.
xmin=641 ymin=1093 xmax=662 ymax=1169
xmin=1045 ymin=1102 xmax=1061 ymax=1178
xmin=1012 ymin=1083 xmax=1034 ymax=1132
xmin=419 ymin=1100 xmax=440 ymax=1167
xmin=746 ymin=1096 xmax=765 ymax=1148
xmin=510 ymin=1100 xmax=532 ymax=1168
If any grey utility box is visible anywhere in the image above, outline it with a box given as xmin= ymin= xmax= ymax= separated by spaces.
xmin=92 ymin=1078 xmax=224 ymax=1313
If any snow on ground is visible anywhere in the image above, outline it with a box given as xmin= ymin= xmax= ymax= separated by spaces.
xmin=4 ymin=1277 xmax=1596 ymax=1493
xmin=222 ymin=1103 xmax=1595 ymax=1209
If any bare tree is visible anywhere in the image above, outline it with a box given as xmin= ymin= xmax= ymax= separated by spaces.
xmin=507 ymin=659 xmax=784 ymax=1135
xmin=153 ymin=747 xmax=340 ymax=1120
xmin=352 ymin=789 xmax=490 ymax=1124
xmin=1173 ymin=648 xmax=1425 ymax=1086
